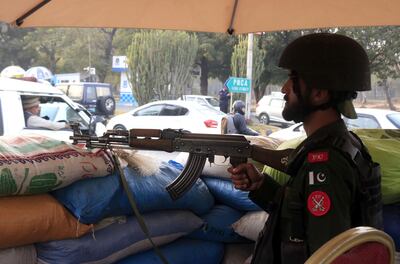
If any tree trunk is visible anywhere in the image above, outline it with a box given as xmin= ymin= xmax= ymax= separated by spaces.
xmin=200 ymin=56 xmax=208 ymax=95
xmin=383 ymin=80 xmax=396 ymax=110
xmin=99 ymin=28 xmax=117 ymax=83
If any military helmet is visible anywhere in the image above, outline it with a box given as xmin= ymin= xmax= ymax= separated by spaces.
xmin=278 ymin=33 xmax=371 ymax=91
xmin=233 ymin=100 xmax=245 ymax=112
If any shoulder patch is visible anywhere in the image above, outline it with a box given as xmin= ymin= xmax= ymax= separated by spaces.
xmin=307 ymin=191 xmax=331 ymax=217
xmin=307 ymin=151 xmax=329 ymax=163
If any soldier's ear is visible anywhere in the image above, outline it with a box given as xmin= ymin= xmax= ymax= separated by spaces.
xmin=311 ymin=88 xmax=330 ymax=106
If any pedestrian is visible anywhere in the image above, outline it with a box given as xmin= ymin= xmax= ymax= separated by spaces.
xmin=22 ymin=96 xmax=69 ymax=130
xmin=219 ymin=86 xmax=231 ymax=113
xmin=225 ymin=100 xmax=259 ymax=136
xmin=229 ymin=33 xmax=382 ymax=263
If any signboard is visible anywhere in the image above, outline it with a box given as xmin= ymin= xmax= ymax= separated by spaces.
xmin=112 ymin=56 xmax=128 ymax=72
xmin=224 ymin=77 xmax=251 ymax=93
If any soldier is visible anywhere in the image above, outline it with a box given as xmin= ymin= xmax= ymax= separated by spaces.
xmin=229 ymin=33 xmax=382 ymax=263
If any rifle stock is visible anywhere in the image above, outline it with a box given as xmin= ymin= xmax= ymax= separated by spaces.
xmin=70 ymin=126 xmax=293 ymax=200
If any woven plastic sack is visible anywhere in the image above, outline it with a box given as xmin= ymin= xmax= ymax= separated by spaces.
xmin=0 ymin=134 xmax=114 ymax=196
xmin=0 ymin=245 xmax=37 ymax=264
xmin=0 ymin=194 xmax=92 ymax=249
xmin=116 ymin=238 xmax=224 ymax=264
xmin=188 ymin=204 xmax=249 ymax=243
xmin=52 ymin=162 xmax=214 ymax=223
xmin=36 ymin=210 xmax=203 ymax=264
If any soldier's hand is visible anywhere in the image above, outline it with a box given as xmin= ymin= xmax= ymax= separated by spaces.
xmin=228 ymin=163 xmax=264 ymax=191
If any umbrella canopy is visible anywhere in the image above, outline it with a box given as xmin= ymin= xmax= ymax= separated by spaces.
xmin=0 ymin=66 xmax=26 ymax=78
xmin=25 ymin=66 xmax=53 ymax=81
xmin=0 ymin=0 xmax=399 ymax=34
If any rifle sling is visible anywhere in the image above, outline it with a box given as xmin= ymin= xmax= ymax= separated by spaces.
xmin=111 ymin=151 xmax=169 ymax=264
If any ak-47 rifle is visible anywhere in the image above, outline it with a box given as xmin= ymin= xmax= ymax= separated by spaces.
xmin=70 ymin=124 xmax=292 ymax=200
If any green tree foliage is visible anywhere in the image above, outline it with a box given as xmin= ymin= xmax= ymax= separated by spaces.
xmin=127 ymin=30 xmax=198 ymax=105
xmin=196 ymin=33 xmax=237 ymax=95
xmin=0 ymin=24 xmax=35 ymax=71
xmin=230 ymin=35 xmax=266 ymax=102
xmin=338 ymin=26 xmax=400 ymax=109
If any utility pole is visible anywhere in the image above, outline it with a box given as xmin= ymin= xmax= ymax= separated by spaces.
xmin=245 ymin=33 xmax=254 ymax=120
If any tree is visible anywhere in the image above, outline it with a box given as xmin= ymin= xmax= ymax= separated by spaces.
xmin=195 ymin=33 xmax=237 ymax=95
xmin=339 ymin=26 xmax=400 ymax=110
xmin=231 ymin=35 xmax=266 ymax=102
xmin=0 ymin=23 xmax=36 ymax=71
xmin=126 ymin=30 xmax=198 ymax=105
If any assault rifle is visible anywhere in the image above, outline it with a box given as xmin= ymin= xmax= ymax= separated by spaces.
xmin=70 ymin=125 xmax=292 ymax=200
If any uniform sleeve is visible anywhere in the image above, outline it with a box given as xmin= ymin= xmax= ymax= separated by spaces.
xmin=249 ymin=174 xmax=282 ymax=212
xmin=27 ymin=115 xmax=67 ymax=130
xmin=299 ymin=149 xmax=357 ymax=254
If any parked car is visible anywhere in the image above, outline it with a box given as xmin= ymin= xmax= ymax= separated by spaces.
xmin=57 ymin=82 xmax=116 ymax=116
xmin=269 ymin=108 xmax=400 ymax=141
xmin=255 ymin=92 xmax=294 ymax=127
xmin=177 ymin=95 xmax=220 ymax=111
xmin=106 ymin=100 xmax=226 ymax=134
xmin=0 ymin=77 xmax=106 ymax=141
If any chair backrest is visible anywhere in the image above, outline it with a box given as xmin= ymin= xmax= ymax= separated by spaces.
xmin=305 ymin=226 xmax=395 ymax=264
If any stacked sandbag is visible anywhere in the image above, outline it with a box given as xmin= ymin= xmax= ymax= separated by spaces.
xmin=116 ymin=238 xmax=224 ymax=264
xmin=0 ymin=134 xmax=113 ymax=263
xmin=40 ymin=155 xmax=215 ymax=263
xmin=36 ymin=211 xmax=203 ymax=264
xmin=52 ymin=161 xmax=214 ymax=223
xmin=0 ymin=134 xmax=114 ymax=196
xmin=172 ymin=135 xmax=282 ymax=262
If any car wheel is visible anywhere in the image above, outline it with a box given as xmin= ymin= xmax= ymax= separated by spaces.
xmin=113 ymin=124 xmax=127 ymax=130
xmin=97 ymin=96 xmax=116 ymax=116
xmin=259 ymin=113 xmax=270 ymax=124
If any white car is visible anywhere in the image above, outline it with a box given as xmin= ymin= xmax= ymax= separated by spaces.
xmin=269 ymin=108 xmax=400 ymax=141
xmin=177 ymin=95 xmax=220 ymax=111
xmin=255 ymin=92 xmax=294 ymax=127
xmin=0 ymin=77 xmax=106 ymax=141
xmin=106 ymin=100 xmax=226 ymax=134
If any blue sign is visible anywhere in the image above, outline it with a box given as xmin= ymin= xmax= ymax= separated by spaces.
xmin=224 ymin=77 xmax=251 ymax=93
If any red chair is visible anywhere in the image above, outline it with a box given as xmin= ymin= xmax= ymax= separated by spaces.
xmin=306 ymin=226 xmax=395 ymax=264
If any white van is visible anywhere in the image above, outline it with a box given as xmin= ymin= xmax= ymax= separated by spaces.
xmin=0 ymin=77 xmax=106 ymax=141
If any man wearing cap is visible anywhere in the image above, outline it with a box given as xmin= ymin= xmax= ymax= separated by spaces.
xmin=229 ymin=33 xmax=382 ymax=263
xmin=22 ymin=96 xmax=69 ymax=130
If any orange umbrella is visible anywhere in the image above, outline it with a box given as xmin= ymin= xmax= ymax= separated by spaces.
xmin=1 ymin=0 xmax=399 ymax=34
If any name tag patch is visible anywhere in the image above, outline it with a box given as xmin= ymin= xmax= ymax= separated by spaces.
xmin=307 ymin=191 xmax=331 ymax=217
xmin=307 ymin=151 xmax=329 ymax=163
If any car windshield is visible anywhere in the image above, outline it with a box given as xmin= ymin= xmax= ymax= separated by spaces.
xmin=387 ymin=113 xmax=400 ymax=128
xmin=58 ymin=85 xmax=84 ymax=101
xmin=205 ymin=97 xmax=220 ymax=107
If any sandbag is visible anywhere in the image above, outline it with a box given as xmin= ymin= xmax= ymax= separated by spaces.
xmin=353 ymin=129 xmax=400 ymax=204
xmin=232 ymin=211 xmax=269 ymax=241
xmin=174 ymin=135 xmax=282 ymax=179
xmin=188 ymin=204 xmax=249 ymax=243
xmin=52 ymin=162 xmax=214 ymax=224
xmin=116 ymin=238 xmax=224 ymax=264
xmin=222 ymin=243 xmax=255 ymax=264
xmin=0 ymin=245 xmax=37 ymax=264
xmin=36 ymin=210 xmax=203 ymax=264
xmin=0 ymin=194 xmax=92 ymax=249
xmin=0 ymin=134 xmax=113 ymax=196
xmin=202 ymin=176 xmax=260 ymax=211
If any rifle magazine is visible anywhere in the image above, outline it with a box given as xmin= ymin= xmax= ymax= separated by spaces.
xmin=166 ymin=153 xmax=207 ymax=200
